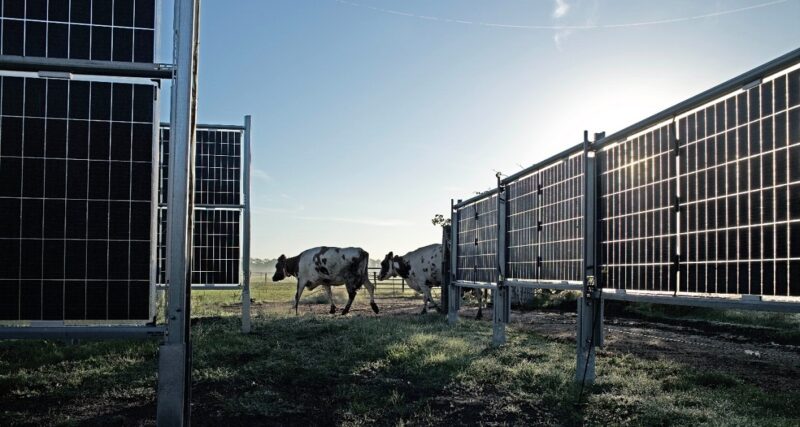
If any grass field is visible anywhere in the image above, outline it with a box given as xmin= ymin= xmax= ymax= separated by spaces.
xmin=1 ymin=278 xmax=799 ymax=426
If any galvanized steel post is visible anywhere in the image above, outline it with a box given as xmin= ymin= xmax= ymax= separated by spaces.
xmin=448 ymin=200 xmax=460 ymax=324
xmin=492 ymin=175 xmax=510 ymax=346
xmin=576 ymin=131 xmax=604 ymax=384
xmin=156 ymin=0 xmax=200 ymax=424
xmin=241 ymin=115 xmax=252 ymax=334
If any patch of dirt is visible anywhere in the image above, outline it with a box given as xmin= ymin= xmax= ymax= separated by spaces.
xmin=250 ymin=295 xmax=800 ymax=393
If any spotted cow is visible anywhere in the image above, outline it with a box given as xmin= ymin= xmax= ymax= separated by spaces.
xmin=376 ymin=244 xmax=444 ymax=314
xmin=273 ymin=247 xmax=379 ymax=315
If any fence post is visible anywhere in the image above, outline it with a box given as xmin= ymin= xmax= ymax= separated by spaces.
xmin=241 ymin=115 xmax=252 ymax=334
xmin=440 ymin=224 xmax=451 ymax=313
xmin=492 ymin=175 xmax=510 ymax=346
xmin=156 ymin=0 xmax=199 ymax=423
xmin=448 ymin=200 xmax=460 ymax=324
xmin=576 ymin=131 xmax=604 ymax=385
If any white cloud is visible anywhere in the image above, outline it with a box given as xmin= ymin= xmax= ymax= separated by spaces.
xmin=553 ymin=29 xmax=573 ymax=50
xmin=553 ymin=0 xmax=570 ymax=19
xmin=298 ymin=216 xmax=413 ymax=227
xmin=252 ymin=168 xmax=272 ymax=182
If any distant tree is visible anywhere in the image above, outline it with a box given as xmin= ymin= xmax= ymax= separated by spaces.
xmin=431 ymin=214 xmax=451 ymax=227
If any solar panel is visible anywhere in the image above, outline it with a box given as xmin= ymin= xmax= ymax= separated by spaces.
xmin=0 ymin=0 xmax=156 ymax=63
xmin=599 ymin=123 xmax=677 ymax=292
xmin=506 ymin=153 xmax=583 ymax=282
xmin=455 ymin=195 xmax=497 ymax=283
xmin=0 ymin=75 xmax=156 ymax=321
xmin=678 ymin=69 xmax=800 ymax=296
xmin=157 ymin=126 xmax=244 ymax=286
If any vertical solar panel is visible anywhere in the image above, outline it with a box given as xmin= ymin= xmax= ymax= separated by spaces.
xmin=0 ymin=0 xmax=156 ymax=63
xmin=157 ymin=126 xmax=243 ymax=286
xmin=599 ymin=123 xmax=677 ymax=292
xmin=455 ymin=195 xmax=497 ymax=283
xmin=0 ymin=75 xmax=156 ymax=321
xmin=506 ymin=153 xmax=583 ymax=282
xmin=507 ymin=171 xmax=540 ymax=280
xmin=678 ymin=68 xmax=800 ymax=297
xmin=539 ymin=154 xmax=584 ymax=281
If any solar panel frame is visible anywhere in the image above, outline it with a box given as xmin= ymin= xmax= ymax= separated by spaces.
xmin=599 ymin=122 xmax=678 ymax=292
xmin=0 ymin=73 xmax=159 ymax=322
xmin=505 ymin=153 xmax=584 ymax=283
xmin=455 ymin=194 xmax=498 ymax=283
xmin=156 ymin=124 xmax=245 ymax=287
xmin=677 ymin=68 xmax=800 ymax=297
xmin=0 ymin=0 xmax=157 ymax=63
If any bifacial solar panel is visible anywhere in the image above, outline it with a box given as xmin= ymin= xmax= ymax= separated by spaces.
xmin=506 ymin=153 xmax=583 ymax=282
xmin=0 ymin=75 xmax=156 ymax=321
xmin=455 ymin=195 xmax=498 ymax=283
xmin=157 ymin=125 xmax=244 ymax=286
xmin=678 ymin=69 xmax=800 ymax=297
xmin=599 ymin=123 xmax=677 ymax=292
xmin=0 ymin=0 xmax=156 ymax=63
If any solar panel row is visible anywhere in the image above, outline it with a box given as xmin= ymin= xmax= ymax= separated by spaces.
xmin=452 ymin=61 xmax=800 ymax=298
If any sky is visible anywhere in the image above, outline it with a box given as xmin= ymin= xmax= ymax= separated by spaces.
xmin=159 ymin=0 xmax=800 ymax=260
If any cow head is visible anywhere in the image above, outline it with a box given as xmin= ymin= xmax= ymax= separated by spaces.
xmin=272 ymin=255 xmax=289 ymax=282
xmin=378 ymin=252 xmax=395 ymax=281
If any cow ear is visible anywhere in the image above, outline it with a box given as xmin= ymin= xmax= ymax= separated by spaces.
xmin=387 ymin=252 xmax=393 ymax=258
xmin=278 ymin=254 xmax=286 ymax=261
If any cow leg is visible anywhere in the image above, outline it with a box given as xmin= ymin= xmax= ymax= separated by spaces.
xmin=475 ymin=288 xmax=483 ymax=320
xmin=294 ymin=280 xmax=307 ymax=315
xmin=423 ymin=285 xmax=442 ymax=313
xmin=419 ymin=283 xmax=433 ymax=315
xmin=341 ymin=286 xmax=357 ymax=316
xmin=324 ymin=285 xmax=336 ymax=314
xmin=363 ymin=277 xmax=379 ymax=314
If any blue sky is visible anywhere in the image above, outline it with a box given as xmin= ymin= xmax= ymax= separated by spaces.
xmin=160 ymin=0 xmax=800 ymax=259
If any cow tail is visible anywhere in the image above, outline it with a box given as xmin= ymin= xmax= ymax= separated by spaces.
xmin=360 ymin=250 xmax=370 ymax=286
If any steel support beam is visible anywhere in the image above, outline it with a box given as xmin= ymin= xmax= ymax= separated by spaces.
xmin=492 ymin=178 xmax=510 ymax=346
xmin=576 ymin=132 xmax=604 ymax=385
xmin=156 ymin=0 xmax=200 ymax=424
xmin=447 ymin=201 xmax=460 ymax=324
xmin=241 ymin=115 xmax=253 ymax=334
xmin=0 ymin=326 xmax=165 ymax=340
xmin=602 ymin=290 xmax=800 ymax=313
xmin=0 ymin=54 xmax=174 ymax=79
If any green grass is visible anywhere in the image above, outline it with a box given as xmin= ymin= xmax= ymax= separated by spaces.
xmin=1 ymin=281 xmax=799 ymax=425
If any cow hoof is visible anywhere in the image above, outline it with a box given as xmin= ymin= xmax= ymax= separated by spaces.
xmin=329 ymin=306 xmax=337 ymax=314
xmin=476 ymin=311 xmax=483 ymax=320
xmin=370 ymin=302 xmax=380 ymax=314
xmin=341 ymin=308 xmax=350 ymax=316
xmin=420 ymin=309 xmax=427 ymax=315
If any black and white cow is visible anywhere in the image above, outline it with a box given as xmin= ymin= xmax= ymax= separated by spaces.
xmin=379 ymin=244 xmax=484 ymax=318
xmin=272 ymin=246 xmax=379 ymax=315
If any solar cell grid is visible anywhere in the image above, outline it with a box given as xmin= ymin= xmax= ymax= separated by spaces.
xmin=0 ymin=0 xmax=156 ymax=63
xmin=0 ymin=75 xmax=155 ymax=321
xmin=678 ymin=69 xmax=800 ymax=296
xmin=455 ymin=195 xmax=497 ymax=283
xmin=505 ymin=153 xmax=583 ymax=282
xmin=599 ymin=122 xmax=676 ymax=292
xmin=157 ymin=125 xmax=244 ymax=286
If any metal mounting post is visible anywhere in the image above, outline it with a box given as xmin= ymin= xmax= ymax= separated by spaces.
xmin=157 ymin=0 xmax=200 ymax=424
xmin=241 ymin=115 xmax=252 ymax=334
xmin=492 ymin=175 xmax=510 ymax=346
xmin=576 ymin=131 xmax=604 ymax=384
xmin=448 ymin=200 xmax=460 ymax=325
